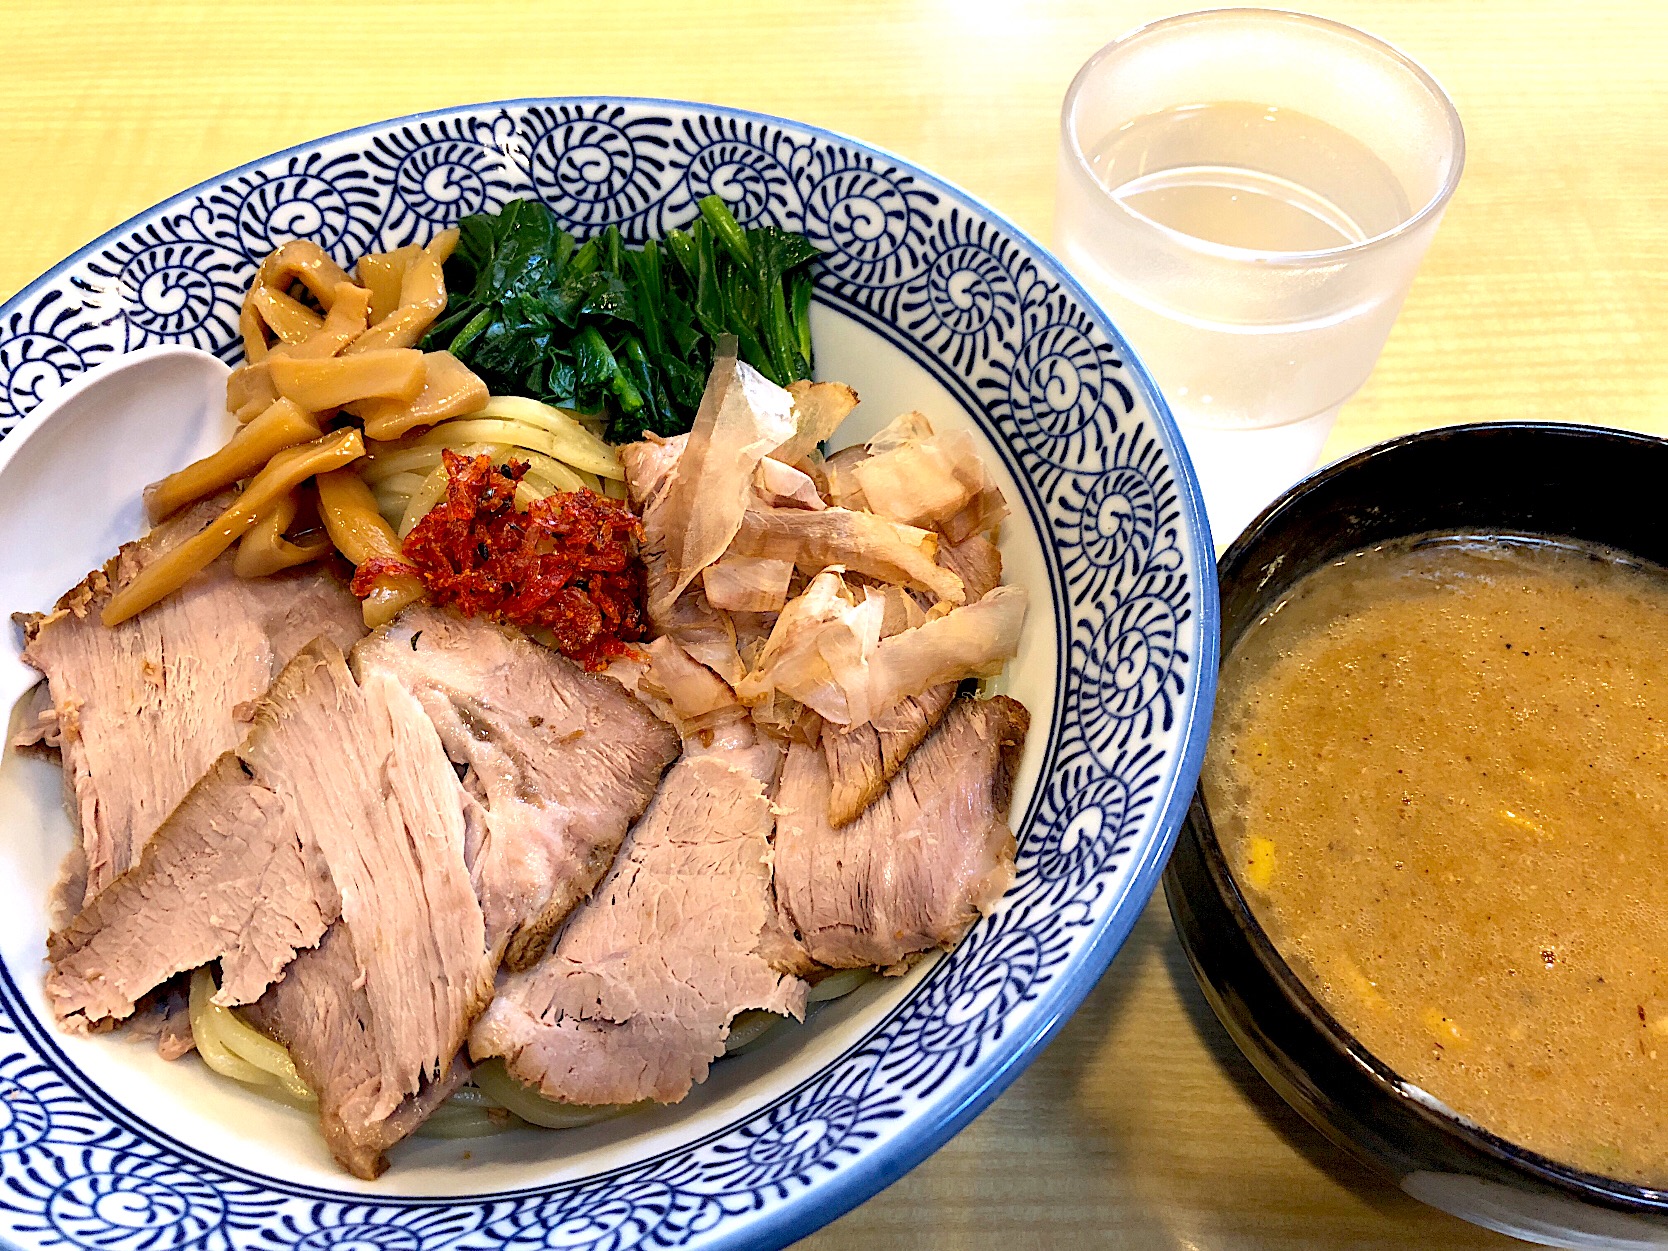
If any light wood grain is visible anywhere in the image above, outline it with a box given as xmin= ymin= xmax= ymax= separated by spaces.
xmin=3 ymin=3 xmax=1661 ymax=1246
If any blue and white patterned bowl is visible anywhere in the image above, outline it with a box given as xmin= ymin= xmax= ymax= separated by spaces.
xmin=0 ymin=100 xmax=1216 ymax=1249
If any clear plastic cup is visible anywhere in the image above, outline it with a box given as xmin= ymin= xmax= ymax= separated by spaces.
xmin=1055 ymin=8 xmax=1464 ymax=545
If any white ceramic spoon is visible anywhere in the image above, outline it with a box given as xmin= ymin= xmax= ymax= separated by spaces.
xmin=0 ymin=346 xmax=231 ymax=714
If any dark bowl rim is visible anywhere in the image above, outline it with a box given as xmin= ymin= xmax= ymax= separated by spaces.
xmin=1196 ymin=418 xmax=1668 ymax=1211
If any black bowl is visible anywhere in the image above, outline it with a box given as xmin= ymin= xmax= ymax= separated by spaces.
xmin=1164 ymin=421 xmax=1668 ymax=1247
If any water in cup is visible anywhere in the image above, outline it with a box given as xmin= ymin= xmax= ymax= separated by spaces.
xmin=1066 ymin=100 xmax=1416 ymax=435
xmin=1088 ymin=102 xmax=1409 ymax=253
xmin=1055 ymin=11 xmax=1463 ymax=544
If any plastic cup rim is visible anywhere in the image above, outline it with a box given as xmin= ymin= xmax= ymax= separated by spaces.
xmin=1059 ymin=6 xmax=1468 ymax=266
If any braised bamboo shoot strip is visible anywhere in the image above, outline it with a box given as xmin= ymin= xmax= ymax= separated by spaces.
xmin=103 ymin=429 xmax=365 ymax=626
xmin=281 ymin=282 xmax=371 ymax=360
xmin=315 ymin=467 xmax=427 ymax=628
xmin=249 ymin=287 xmax=325 ymax=345
xmin=351 ymin=350 xmax=488 ymax=441
xmin=268 ymin=349 xmax=427 ymax=410
xmin=233 ymin=488 xmax=331 ymax=578
xmin=357 ymin=243 xmax=423 ymax=325
xmin=143 ymin=398 xmax=323 ymax=523
xmin=348 ymin=237 xmax=449 ymax=354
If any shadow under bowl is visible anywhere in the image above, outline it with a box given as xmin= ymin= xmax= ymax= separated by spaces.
xmin=1163 ymin=421 xmax=1668 ymax=1248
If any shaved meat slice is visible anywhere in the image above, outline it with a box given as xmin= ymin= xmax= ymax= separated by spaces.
xmin=736 ymin=572 xmax=886 ymax=725
xmin=853 ymin=426 xmax=1008 ymax=543
xmin=620 ymin=434 xmax=687 ymax=511
xmin=648 ymin=353 xmax=796 ymax=616
xmin=867 ymin=410 xmax=934 ymax=454
xmin=232 ymin=640 xmax=493 ymax=1178
xmin=773 ymin=379 xmax=859 ymax=466
xmin=353 ymin=606 xmax=679 ymax=970
xmin=823 ymin=534 xmax=1005 ymax=824
xmin=243 ymin=932 xmax=473 ymax=1179
xmin=739 ymin=568 xmax=1023 ymax=734
xmin=470 ymin=748 xmax=808 ymax=1106
xmin=730 ymin=505 xmax=964 ymax=604
xmin=45 ymin=752 xmax=335 ymax=1029
xmin=18 ymin=502 xmax=364 ymax=909
xmin=753 ymin=457 xmax=827 ymax=511
xmin=702 ymin=555 xmax=794 ymax=612
xmin=862 ymin=586 xmax=1027 ymax=712
xmin=774 ymin=697 xmax=1029 ymax=969
xmin=624 ymin=426 xmax=751 ymax=684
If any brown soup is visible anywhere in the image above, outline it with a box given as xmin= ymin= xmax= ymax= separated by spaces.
xmin=1204 ymin=533 xmax=1668 ymax=1185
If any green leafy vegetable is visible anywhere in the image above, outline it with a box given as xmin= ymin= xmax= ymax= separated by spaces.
xmin=423 ymin=195 xmax=822 ymax=443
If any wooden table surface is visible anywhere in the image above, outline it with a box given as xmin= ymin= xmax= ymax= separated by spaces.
xmin=4 ymin=2 xmax=1664 ymax=1246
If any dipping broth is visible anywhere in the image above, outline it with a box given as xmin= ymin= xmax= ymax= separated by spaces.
xmin=1204 ymin=533 xmax=1668 ymax=1185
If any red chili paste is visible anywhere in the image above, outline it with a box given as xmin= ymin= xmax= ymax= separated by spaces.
xmin=401 ymin=450 xmax=646 ymax=670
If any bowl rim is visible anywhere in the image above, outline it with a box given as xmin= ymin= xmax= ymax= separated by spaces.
xmin=0 ymin=95 xmax=1221 ymax=1250
xmin=1196 ymin=418 xmax=1668 ymax=1211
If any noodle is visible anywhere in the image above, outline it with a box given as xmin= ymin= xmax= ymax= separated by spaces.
xmin=103 ymin=430 xmax=365 ymax=626
xmin=724 ymin=1010 xmax=789 ymax=1055
xmin=471 ymin=1059 xmax=632 ymax=1129
xmin=143 ymin=398 xmax=322 ymax=523
xmin=806 ymin=967 xmax=876 ymax=1003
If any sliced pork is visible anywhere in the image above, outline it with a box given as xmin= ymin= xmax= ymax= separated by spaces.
xmin=238 ymin=640 xmax=492 ymax=1178
xmin=16 ymin=502 xmax=364 ymax=909
xmin=822 ymin=534 xmax=1004 ymax=824
xmin=45 ymin=752 xmax=335 ymax=1028
xmin=242 ymin=930 xmax=473 ymax=1179
xmin=47 ymin=636 xmax=492 ymax=1177
xmin=352 ymin=605 xmax=680 ymax=969
xmin=470 ymin=745 xmax=807 ymax=1106
xmin=773 ymin=696 xmax=1029 ymax=970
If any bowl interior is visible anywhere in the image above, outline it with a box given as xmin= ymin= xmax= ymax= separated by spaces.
xmin=0 ymin=98 xmax=1214 ymax=1246
xmin=0 ymin=303 xmax=1060 ymax=1194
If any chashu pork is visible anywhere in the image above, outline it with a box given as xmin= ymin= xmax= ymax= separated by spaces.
xmin=239 ymin=640 xmax=494 ymax=1179
xmin=15 ymin=498 xmax=365 ymax=910
xmin=821 ymin=534 xmax=1004 ymax=825
xmin=773 ymin=696 xmax=1029 ymax=971
xmin=352 ymin=605 xmax=681 ymax=970
xmin=45 ymin=639 xmax=494 ymax=1179
xmin=469 ymin=740 xmax=807 ymax=1106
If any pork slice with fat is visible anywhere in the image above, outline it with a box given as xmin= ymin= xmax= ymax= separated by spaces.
xmin=352 ymin=605 xmax=680 ymax=969
xmin=773 ymin=696 xmax=1029 ymax=970
xmin=470 ymin=747 xmax=807 ymax=1106
xmin=16 ymin=500 xmax=364 ymax=910
xmin=821 ymin=534 xmax=1004 ymax=824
